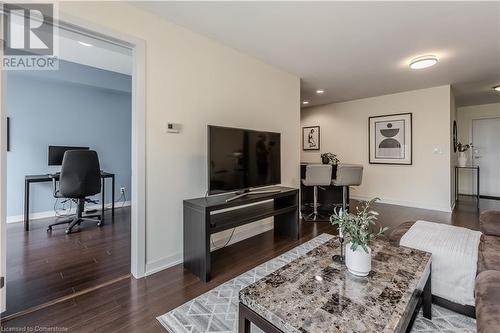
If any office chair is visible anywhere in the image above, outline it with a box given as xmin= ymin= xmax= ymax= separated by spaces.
xmin=47 ymin=150 xmax=102 ymax=234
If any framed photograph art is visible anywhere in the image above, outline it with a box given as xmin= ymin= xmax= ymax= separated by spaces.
xmin=302 ymin=126 xmax=320 ymax=150
xmin=369 ymin=113 xmax=412 ymax=165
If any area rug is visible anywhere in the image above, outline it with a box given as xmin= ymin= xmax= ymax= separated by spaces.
xmin=157 ymin=233 xmax=476 ymax=333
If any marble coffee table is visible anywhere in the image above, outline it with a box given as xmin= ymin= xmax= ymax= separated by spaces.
xmin=239 ymin=238 xmax=431 ymax=333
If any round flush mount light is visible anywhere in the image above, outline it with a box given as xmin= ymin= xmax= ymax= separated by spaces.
xmin=302 ymin=101 xmax=309 ymax=105
xmin=409 ymin=55 xmax=438 ymax=70
xmin=316 ymin=89 xmax=325 ymax=95
xmin=78 ymin=41 xmax=93 ymax=47
xmin=493 ymin=85 xmax=500 ymax=92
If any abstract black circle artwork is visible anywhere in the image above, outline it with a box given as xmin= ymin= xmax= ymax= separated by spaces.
xmin=369 ymin=113 xmax=412 ymax=165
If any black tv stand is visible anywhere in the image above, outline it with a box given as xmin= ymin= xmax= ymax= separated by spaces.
xmin=183 ymin=186 xmax=299 ymax=282
xmin=227 ymin=187 xmax=282 ymax=203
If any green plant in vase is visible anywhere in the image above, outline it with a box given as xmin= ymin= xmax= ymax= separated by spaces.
xmin=330 ymin=198 xmax=387 ymax=276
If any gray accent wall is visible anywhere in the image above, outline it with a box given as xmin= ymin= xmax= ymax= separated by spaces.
xmin=6 ymin=60 xmax=132 ymax=218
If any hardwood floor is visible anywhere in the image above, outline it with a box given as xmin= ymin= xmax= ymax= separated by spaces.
xmin=3 ymin=207 xmax=131 ymax=317
xmin=2 ymin=197 xmax=499 ymax=332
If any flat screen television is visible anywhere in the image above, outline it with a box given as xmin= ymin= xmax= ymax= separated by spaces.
xmin=208 ymin=125 xmax=281 ymax=194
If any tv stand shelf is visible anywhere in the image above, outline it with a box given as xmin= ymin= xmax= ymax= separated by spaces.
xmin=183 ymin=186 xmax=299 ymax=282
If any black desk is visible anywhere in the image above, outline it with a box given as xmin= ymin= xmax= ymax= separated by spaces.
xmin=183 ymin=186 xmax=299 ymax=282
xmin=24 ymin=171 xmax=115 ymax=231
xmin=455 ymin=166 xmax=480 ymax=208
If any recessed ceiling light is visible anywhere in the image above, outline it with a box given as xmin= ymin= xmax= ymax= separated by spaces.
xmin=302 ymin=101 xmax=309 ymax=105
xmin=316 ymin=89 xmax=325 ymax=95
xmin=409 ymin=55 xmax=438 ymax=70
xmin=78 ymin=41 xmax=93 ymax=47
xmin=493 ymin=85 xmax=500 ymax=92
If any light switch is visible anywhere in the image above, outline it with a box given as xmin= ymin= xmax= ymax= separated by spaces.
xmin=166 ymin=123 xmax=181 ymax=133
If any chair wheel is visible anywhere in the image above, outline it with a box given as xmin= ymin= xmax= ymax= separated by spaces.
xmin=47 ymin=227 xmax=52 ymax=232
xmin=97 ymin=221 xmax=102 ymax=227
xmin=65 ymin=229 xmax=71 ymax=234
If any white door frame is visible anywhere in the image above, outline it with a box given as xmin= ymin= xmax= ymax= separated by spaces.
xmin=1 ymin=54 xmax=7 ymax=312
xmin=0 ymin=13 xmax=147 ymax=281
xmin=471 ymin=116 xmax=500 ymax=197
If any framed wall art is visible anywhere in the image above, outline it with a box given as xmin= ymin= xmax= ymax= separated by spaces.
xmin=302 ymin=126 xmax=320 ymax=150
xmin=369 ymin=113 xmax=412 ymax=165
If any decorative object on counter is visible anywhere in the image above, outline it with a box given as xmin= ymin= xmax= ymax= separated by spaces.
xmin=330 ymin=198 xmax=387 ymax=276
xmin=457 ymin=141 xmax=473 ymax=167
xmin=369 ymin=113 xmax=412 ymax=165
xmin=302 ymin=126 xmax=320 ymax=150
xmin=320 ymin=152 xmax=339 ymax=165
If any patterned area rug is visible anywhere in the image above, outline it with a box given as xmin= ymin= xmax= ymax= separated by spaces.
xmin=157 ymin=233 xmax=476 ymax=333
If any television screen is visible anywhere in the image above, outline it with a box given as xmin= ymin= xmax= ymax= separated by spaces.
xmin=208 ymin=126 xmax=281 ymax=194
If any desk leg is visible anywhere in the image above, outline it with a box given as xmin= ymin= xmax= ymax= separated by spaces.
xmin=112 ymin=175 xmax=115 ymax=218
xmin=24 ymin=180 xmax=30 ymax=231
xmin=101 ymin=177 xmax=105 ymax=222
xmin=455 ymin=167 xmax=458 ymax=202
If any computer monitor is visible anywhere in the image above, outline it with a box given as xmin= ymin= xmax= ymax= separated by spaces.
xmin=48 ymin=146 xmax=89 ymax=166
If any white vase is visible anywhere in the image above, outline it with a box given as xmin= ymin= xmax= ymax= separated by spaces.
xmin=458 ymin=152 xmax=467 ymax=167
xmin=345 ymin=242 xmax=371 ymax=277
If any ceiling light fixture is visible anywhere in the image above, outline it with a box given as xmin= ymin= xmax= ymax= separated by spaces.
xmin=316 ymin=89 xmax=325 ymax=95
xmin=493 ymin=85 xmax=500 ymax=92
xmin=78 ymin=41 xmax=93 ymax=47
xmin=302 ymin=101 xmax=309 ymax=105
xmin=409 ymin=55 xmax=438 ymax=70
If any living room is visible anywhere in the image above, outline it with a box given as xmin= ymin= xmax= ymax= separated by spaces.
xmin=0 ymin=1 xmax=499 ymax=332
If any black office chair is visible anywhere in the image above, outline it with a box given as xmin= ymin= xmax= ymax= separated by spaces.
xmin=47 ymin=150 xmax=102 ymax=234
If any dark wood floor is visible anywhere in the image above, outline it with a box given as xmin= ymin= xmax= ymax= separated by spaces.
xmin=2 ymin=196 xmax=499 ymax=332
xmin=3 ymin=207 xmax=130 ymax=317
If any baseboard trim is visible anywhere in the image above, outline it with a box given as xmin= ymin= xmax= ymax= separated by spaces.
xmin=144 ymin=220 xmax=274 ymax=276
xmin=145 ymin=253 xmax=183 ymax=277
xmin=7 ymin=201 xmax=131 ymax=224
xmin=350 ymin=195 xmax=452 ymax=213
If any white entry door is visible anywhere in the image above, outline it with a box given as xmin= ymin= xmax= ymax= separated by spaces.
xmin=472 ymin=118 xmax=500 ymax=197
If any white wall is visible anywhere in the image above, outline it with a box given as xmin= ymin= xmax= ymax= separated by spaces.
xmin=58 ymin=2 xmax=300 ymax=275
xmin=301 ymin=85 xmax=452 ymax=212
xmin=457 ymin=103 xmax=500 ymax=194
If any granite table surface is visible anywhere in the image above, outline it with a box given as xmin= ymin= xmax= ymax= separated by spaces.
xmin=239 ymin=238 xmax=431 ymax=333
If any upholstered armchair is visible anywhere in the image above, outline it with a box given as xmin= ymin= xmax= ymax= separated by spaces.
xmin=480 ymin=211 xmax=500 ymax=236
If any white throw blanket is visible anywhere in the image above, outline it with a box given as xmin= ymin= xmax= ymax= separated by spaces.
xmin=400 ymin=220 xmax=481 ymax=306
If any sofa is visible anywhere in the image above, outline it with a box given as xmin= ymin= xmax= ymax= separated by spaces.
xmin=388 ymin=210 xmax=500 ymax=333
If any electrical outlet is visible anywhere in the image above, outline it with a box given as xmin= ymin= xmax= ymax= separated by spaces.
xmin=120 ymin=187 xmax=126 ymax=194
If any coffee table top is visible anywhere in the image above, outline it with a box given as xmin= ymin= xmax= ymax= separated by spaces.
xmin=239 ymin=238 xmax=431 ymax=333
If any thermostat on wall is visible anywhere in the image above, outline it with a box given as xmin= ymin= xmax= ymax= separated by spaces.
xmin=166 ymin=123 xmax=181 ymax=133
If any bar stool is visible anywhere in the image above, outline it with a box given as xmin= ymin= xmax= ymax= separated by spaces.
xmin=332 ymin=164 xmax=364 ymax=213
xmin=332 ymin=164 xmax=363 ymax=262
xmin=302 ymin=164 xmax=333 ymax=221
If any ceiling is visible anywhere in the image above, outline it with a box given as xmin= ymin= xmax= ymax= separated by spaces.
xmin=134 ymin=1 xmax=500 ymax=107
xmin=57 ymin=27 xmax=133 ymax=75
xmin=8 ymin=14 xmax=133 ymax=75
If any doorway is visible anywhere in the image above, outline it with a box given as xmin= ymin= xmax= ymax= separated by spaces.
xmin=0 ymin=15 xmax=146 ymax=319
xmin=472 ymin=117 xmax=500 ymax=198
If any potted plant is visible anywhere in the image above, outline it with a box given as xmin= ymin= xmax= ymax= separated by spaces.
xmin=457 ymin=142 xmax=473 ymax=167
xmin=330 ymin=198 xmax=387 ymax=276
xmin=321 ymin=152 xmax=339 ymax=165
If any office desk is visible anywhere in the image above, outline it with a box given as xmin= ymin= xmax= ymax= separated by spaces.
xmin=24 ymin=171 xmax=115 ymax=231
